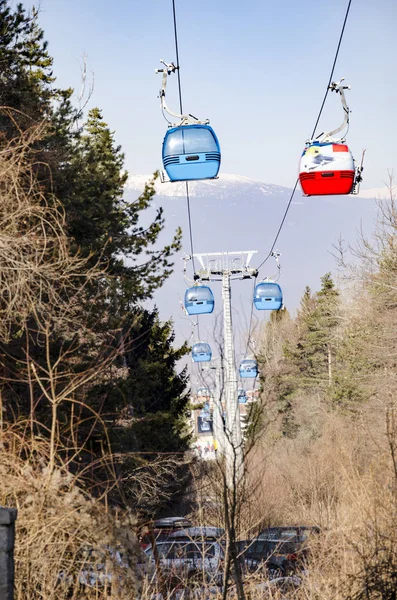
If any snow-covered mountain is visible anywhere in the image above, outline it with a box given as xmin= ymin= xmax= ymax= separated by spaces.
xmin=126 ymin=172 xmax=379 ymax=353
xmin=126 ymin=173 xmax=292 ymax=199
xmin=356 ymin=185 xmax=394 ymax=200
xmin=126 ymin=172 xmax=380 ymax=201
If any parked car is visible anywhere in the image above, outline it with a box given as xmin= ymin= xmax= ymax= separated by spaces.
xmin=144 ymin=539 xmax=224 ymax=586
xmin=140 ymin=516 xmax=193 ymax=550
xmin=236 ymin=539 xmax=289 ymax=578
xmin=257 ymin=525 xmax=320 ymax=543
xmin=237 ymin=527 xmax=319 ymax=577
xmin=169 ymin=526 xmax=225 ymax=543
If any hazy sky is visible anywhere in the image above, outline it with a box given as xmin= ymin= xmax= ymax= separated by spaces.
xmin=37 ymin=0 xmax=396 ymax=190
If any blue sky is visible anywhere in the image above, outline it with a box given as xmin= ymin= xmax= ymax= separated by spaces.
xmin=37 ymin=0 xmax=396 ymax=189
xmin=30 ymin=0 xmax=397 ymax=385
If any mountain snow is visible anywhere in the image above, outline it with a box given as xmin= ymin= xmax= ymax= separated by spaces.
xmin=125 ymin=173 xmax=292 ymax=198
xmin=126 ymin=172 xmax=380 ymax=200
xmin=356 ymin=185 xmax=394 ymax=199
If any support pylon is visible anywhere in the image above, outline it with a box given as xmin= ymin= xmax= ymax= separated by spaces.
xmin=222 ymin=270 xmax=244 ymax=486
xmin=186 ymin=250 xmax=258 ymax=488
xmin=212 ymin=365 xmax=225 ymax=458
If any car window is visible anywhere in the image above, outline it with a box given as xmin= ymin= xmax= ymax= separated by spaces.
xmin=279 ymin=530 xmax=298 ymax=540
xmin=261 ymin=531 xmax=279 ymax=541
xmin=148 ymin=541 xmax=218 ymax=561
xmin=146 ymin=543 xmax=176 ymax=559
xmin=192 ymin=542 xmax=216 ymax=558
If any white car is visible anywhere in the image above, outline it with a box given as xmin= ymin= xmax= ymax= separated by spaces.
xmin=144 ymin=539 xmax=224 ymax=585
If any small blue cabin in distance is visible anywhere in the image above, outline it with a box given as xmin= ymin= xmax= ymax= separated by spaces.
xmin=184 ymin=285 xmax=214 ymax=316
xmin=239 ymin=358 xmax=258 ymax=379
xmin=197 ymin=387 xmax=211 ymax=397
xmin=162 ymin=124 xmax=221 ymax=182
xmin=238 ymin=388 xmax=248 ymax=404
xmin=254 ymin=282 xmax=283 ymax=311
xmin=192 ymin=342 xmax=212 ymax=363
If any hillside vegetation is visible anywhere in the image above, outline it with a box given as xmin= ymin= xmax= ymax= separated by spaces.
xmin=245 ymin=179 xmax=397 ymax=599
xmin=0 ymin=2 xmax=192 ymax=597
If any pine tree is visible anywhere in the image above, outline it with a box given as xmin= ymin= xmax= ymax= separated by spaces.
xmin=0 ymin=2 xmax=188 ymax=476
xmin=66 ymin=107 xmax=129 ymax=261
xmin=110 ymin=307 xmax=191 ymax=454
xmin=286 ymin=274 xmax=340 ymax=387
xmin=307 ymin=273 xmax=340 ymax=385
xmin=66 ymin=108 xmax=182 ymax=302
xmin=0 ymin=2 xmax=58 ymax=135
xmin=0 ymin=1 xmax=80 ymax=207
xmin=258 ymin=276 xmax=341 ymax=437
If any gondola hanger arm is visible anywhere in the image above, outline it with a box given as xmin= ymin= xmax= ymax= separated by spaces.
xmin=156 ymin=59 xmax=204 ymax=125
xmin=318 ymin=78 xmax=351 ymax=143
xmin=155 ymin=60 xmax=185 ymax=121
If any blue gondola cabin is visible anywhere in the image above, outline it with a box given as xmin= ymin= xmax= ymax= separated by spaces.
xmin=163 ymin=124 xmax=221 ymax=182
xmin=239 ymin=359 xmax=258 ymax=379
xmin=192 ymin=342 xmax=212 ymax=363
xmin=254 ymin=282 xmax=283 ymax=311
xmin=238 ymin=388 xmax=248 ymax=404
xmin=184 ymin=285 xmax=215 ymax=315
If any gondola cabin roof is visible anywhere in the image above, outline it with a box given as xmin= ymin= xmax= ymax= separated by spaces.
xmin=162 ymin=124 xmax=221 ymax=182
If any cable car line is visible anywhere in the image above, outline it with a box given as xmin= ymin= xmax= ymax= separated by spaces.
xmin=161 ymin=0 xmax=355 ymax=444
xmin=170 ymin=0 xmax=197 ymax=276
xmin=171 ymin=0 xmax=183 ymax=116
xmin=310 ymin=0 xmax=352 ymax=141
xmin=245 ymin=275 xmax=257 ymax=356
xmin=245 ymin=0 xmax=354 ymax=370
xmin=256 ymin=0 xmax=353 ymax=272
xmin=185 ymin=182 xmax=197 ymax=275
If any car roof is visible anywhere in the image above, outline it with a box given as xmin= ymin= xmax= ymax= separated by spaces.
xmin=153 ymin=517 xmax=192 ymax=529
xmin=169 ymin=527 xmax=225 ymax=540
xmin=257 ymin=526 xmax=320 ymax=540
xmin=144 ymin=539 xmax=215 ymax=553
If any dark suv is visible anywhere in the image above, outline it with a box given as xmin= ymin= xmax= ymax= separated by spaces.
xmin=258 ymin=526 xmax=320 ymax=543
xmin=238 ymin=526 xmax=320 ymax=577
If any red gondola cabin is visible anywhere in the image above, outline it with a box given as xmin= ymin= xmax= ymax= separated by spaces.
xmin=299 ymin=141 xmax=355 ymax=196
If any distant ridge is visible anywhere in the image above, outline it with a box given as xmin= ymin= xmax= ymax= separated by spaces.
xmin=126 ymin=173 xmax=382 ymax=200
xmin=356 ymin=185 xmax=394 ymax=199
xmin=125 ymin=173 xmax=292 ymax=198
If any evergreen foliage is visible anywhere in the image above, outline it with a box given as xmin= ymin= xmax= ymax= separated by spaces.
xmin=113 ymin=307 xmax=191 ymax=454
xmin=289 ymin=273 xmax=340 ymax=386
xmin=0 ymin=0 xmax=189 ymax=497
xmin=256 ymin=274 xmax=342 ymax=437
xmin=0 ymin=2 xmax=55 ymax=131
xmin=66 ymin=108 xmax=182 ymax=301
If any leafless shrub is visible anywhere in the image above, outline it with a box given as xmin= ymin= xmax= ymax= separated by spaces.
xmin=0 ymin=121 xmax=95 ymax=342
xmin=0 ymin=422 xmax=143 ymax=600
xmin=0 ymin=121 xmax=195 ymax=598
